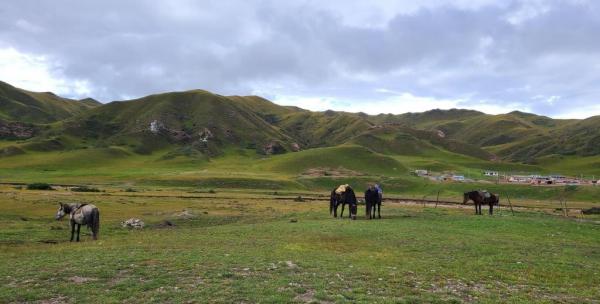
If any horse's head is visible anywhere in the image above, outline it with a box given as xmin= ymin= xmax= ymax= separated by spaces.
xmin=463 ymin=192 xmax=470 ymax=204
xmin=55 ymin=203 xmax=68 ymax=220
xmin=492 ymin=194 xmax=500 ymax=206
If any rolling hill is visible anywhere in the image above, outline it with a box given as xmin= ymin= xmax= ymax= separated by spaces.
xmin=0 ymin=80 xmax=100 ymax=124
xmin=1 ymin=80 xmax=600 ymax=179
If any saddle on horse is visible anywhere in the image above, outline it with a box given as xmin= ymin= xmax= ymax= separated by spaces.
xmin=479 ymin=190 xmax=491 ymax=199
xmin=335 ymin=184 xmax=349 ymax=195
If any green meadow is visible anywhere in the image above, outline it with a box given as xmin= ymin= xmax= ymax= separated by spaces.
xmin=1 ymin=143 xmax=600 ymax=303
xmin=1 ymin=187 xmax=599 ymax=303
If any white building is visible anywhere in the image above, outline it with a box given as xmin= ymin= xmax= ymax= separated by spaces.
xmin=483 ymin=170 xmax=499 ymax=176
xmin=415 ymin=169 xmax=428 ymax=176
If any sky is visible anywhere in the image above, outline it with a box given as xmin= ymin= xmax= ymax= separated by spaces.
xmin=1 ymin=0 xmax=600 ymax=119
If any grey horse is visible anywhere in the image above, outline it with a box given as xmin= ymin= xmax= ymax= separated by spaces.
xmin=55 ymin=203 xmax=100 ymax=241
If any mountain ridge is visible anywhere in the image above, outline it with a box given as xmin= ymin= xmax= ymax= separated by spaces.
xmin=1 ymin=81 xmax=599 ymax=164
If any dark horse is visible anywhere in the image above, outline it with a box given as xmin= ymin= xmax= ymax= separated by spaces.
xmin=463 ymin=191 xmax=499 ymax=215
xmin=55 ymin=203 xmax=100 ymax=241
xmin=330 ymin=185 xmax=358 ymax=220
xmin=364 ymin=185 xmax=382 ymax=219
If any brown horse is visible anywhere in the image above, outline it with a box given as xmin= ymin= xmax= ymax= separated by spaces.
xmin=463 ymin=191 xmax=499 ymax=215
xmin=364 ymin=185 xmax=382 ymax=219
xmin=330 ymin=185 xmax=358 ymax=220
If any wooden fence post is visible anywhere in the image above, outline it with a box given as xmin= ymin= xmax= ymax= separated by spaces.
xmin=435 ymin=190 xmax=440 ymax=208
xmin=505 ymin=192 xmax=515 ymax=216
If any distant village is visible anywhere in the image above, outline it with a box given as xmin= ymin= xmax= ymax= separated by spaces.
xmin=413 ymin=169 xmax=599 ymax=186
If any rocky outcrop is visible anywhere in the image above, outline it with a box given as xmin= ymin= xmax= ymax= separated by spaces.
xmin=264 ymin=140 xmax=286 ymax=155
xmin=199 ymin=128 xmax=214 ymax=142
xmin=291 ymin=143 xmax=301 ymax=152
xmin=0 ymin=121 xmax=37 ymax=139
xmin=121 ymin=218 xmax=145 ymax=229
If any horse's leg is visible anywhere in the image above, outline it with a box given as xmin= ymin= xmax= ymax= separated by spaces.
xmin=76 ymin=224 xmax=81 ymax=242
xmin=340 ymin=203 xmax=345 ymax=218
xmin=70 ymin=221 xmax=75 ymax=242
xmin=489 ymin=203 xmax=493 ymax=215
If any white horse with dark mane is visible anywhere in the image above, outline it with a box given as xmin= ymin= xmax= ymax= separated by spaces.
xmin=55 ymin=203 xmax=100 ymax=241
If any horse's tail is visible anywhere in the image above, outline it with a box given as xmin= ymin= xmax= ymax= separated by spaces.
xmin=329 ymin=190 xmax=335 ymax=215
xmin=90 ymin=208 xmax=100 ymax=240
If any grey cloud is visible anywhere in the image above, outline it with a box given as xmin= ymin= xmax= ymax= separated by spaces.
xmin=0 ymin=0 xmax=599 ymax=118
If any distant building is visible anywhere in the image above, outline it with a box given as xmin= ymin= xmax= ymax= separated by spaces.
xmin=509 ymin=175 xmax=532 ymax=183
xmin=415 ymin=169 xmax=428 ymax=176
xmin=483 ymin=170 xmax=498 ymax=176
xmin=452 ymin=175 xmax=465 ymax=181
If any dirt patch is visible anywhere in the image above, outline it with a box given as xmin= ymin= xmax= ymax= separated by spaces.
xmin=294 ymin=289 xmax=316 ymax=303
xmin=174 ymin=209 xmax=196 ymax=219
xmin=294 ymin=289 xmax=332 ymax=304
xmin=301 ymin=167 xmax=365 ymax=177
xmin=109 ymin=269 xmax=131 ymax=286
xmin=69 ymin=276 xmax=97 ymax=284
xmin=38 ymin=239 xmax=60 ymax=244
xmin=37 ymin=295 xmax=71 ymax=304
xmin=154 ymin=220 xmax=177 ymax=228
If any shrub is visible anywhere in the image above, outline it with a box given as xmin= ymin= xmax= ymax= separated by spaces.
xmin=71 ymin=186 xmax=101 ymax=192
xmin=564 ymin=185 xmax=578 ymax=192
xmin=124 ymin=188 xmax=137 ymax=192
xmin=26 ymin=183 xmax=54 ymax=190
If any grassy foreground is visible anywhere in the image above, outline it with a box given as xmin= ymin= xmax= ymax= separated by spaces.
xmin=1 ymin=188 xmax=599 ymax=303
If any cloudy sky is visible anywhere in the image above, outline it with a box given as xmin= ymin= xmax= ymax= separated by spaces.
xmin=1 ymin=0 xmax=599 ymax=118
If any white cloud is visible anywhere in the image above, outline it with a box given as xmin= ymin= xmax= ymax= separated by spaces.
xmin=505 ymin=1 xmax=551 ymax=25
xmin=273 ymin=92 xmax=461 ymax=114
xmin=0 ymin=47 xmax=92 ymax=98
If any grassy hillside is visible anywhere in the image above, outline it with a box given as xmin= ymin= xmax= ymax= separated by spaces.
xmin=42 ymin=90 xmax=301 ymax=156
xmin=259 ymin=145 xmax=406 ymax=176
xmin=274 ymin=110 xmax=371 ymax=148
xmin=370 ymin=108 xmax=600 ymax=162
xmin=0 ymin=80 xmax=99 ymax=124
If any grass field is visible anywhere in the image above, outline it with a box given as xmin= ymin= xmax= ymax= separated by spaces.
xmin=1 ymin=187 xmax=599 ymax=303
xmin=2 ymin=145 xmax=600 ymax=203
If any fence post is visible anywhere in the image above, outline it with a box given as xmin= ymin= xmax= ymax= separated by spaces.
xmin=505 ymin=192 xmax=515 ymax=216
xmin=435 ymin=190 xmax=440 ymax=208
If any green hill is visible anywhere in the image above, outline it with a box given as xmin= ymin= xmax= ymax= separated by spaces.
xmin=0 ymin=80 xmax=100 ymax=124
xmin=51 ymin=90 xmax=297 ymax=156
xmin=1 ymin=81 xmax=600 ymax=182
